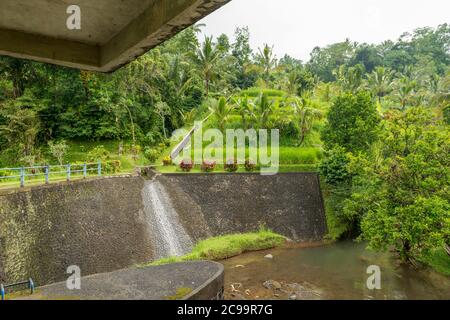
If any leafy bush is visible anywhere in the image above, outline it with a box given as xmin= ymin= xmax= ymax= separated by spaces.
xmin=87 ymin=145 xmax=109 ymax=162
xmin=48 ymin=140 xmax=68 ymax=165
xmin=103 ymin=160 xmax=121 ymax=174
xmin=321 ymin=92 xmax=380 ymax=153
xmin=319 ymin=146 xmax=351 ymax=185
xmin=144 ymin=147 xmax=160 ymax=163
xmin=179 ymin=159 xmax=193 ymax=172
xmin=201 ymin=160 xmax=216 ymax=172
xmin=224 ymin=159 xmax=239 ymax=172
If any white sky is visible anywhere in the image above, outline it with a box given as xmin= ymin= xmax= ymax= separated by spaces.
xmin=200 ymin=0 xmax=450 ymax=62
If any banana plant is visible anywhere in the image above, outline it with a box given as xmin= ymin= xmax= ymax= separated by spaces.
xmin=251 ymin=93 xmax=275 ymax=129
xmin=233 ymin=96 xmax=253 ymax=130
xmin=291 ymin=96 xmax=323 ymax=146
xmin=208 ymin=97 xmax=234 ymax=133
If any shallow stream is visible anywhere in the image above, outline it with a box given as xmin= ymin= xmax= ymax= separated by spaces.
xmin=222 ymin=241 xmax=450 ymax=300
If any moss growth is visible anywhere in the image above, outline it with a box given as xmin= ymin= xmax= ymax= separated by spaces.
xmin=320 ymin=180 xmax=350 ymax=241
xmin=165 ymin=287 xmax=193 ymax=300
xmin=421 ymin=248 xmax=450 ymax=276
xmin=141 ymin=228 xmax=286 ymax=267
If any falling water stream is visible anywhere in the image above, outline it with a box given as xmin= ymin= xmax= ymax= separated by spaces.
xmin=142 ymin=179 xmax=193 ymax=260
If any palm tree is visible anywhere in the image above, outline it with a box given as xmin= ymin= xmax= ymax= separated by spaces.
xmin=334 ymin=64 xmax=365 ymax=93
xmin=291 ymin=97 xmax=322 ymax=146
xmin=395 ymin=76 xmax=417 ymax=110
xmin=251 ymin=93 xmax=275 ymax=129
xmin=367 ymin=67 xmax=393 ymax=104
xmin=234 ymin=96 xmax=252 ymax=130
xmin=208 ymin=97 xmax=233 ymax=133
xmin=256 ymin=44 xmax=277 ymax=81
xmin=168 ymin=55 xmax=193 ymax=97
xmin=196 ymin=36 xmax=219 ymax=96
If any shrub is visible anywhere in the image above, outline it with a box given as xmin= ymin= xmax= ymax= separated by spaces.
xmin=144 ymin=147 xmax=160 ymax=163
xmin=224 ymin=159 xmax=239 ymax=172
xmin=87 ymin=145 xmax=109 ymax=162
xmin=201 ymin=160 xmax=216 ymax=172
xmin=245 ymin=159 xmax=256 ymax=172
xmin=179 ymin=159 xmax=193 ymax=172
xmin=103 ymin=160 xmax=121 ymax=174
xmin=162 ymin=156 xmax=172 ymax=166
xmin=48 ymin=140 xmax=68 ymax=165
xmin=319 ymin=146 xmax=351 ymax=185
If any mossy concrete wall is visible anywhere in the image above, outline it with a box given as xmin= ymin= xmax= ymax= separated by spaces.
xmin=0 ymin=177 xmax=154 ymax=286
xmin=160 ymin=173 xmax=327 ymax=243
xmin=0 ymin=173 xmax=326 ymax=286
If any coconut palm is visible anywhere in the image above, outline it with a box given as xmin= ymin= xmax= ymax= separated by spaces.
xmin=395 ymin=76 xmax=417 ymax=110
xmin=256 ymin=44 xmax=277 ymax=81
xmin=367 ymin=67 xmax=393 ymax=104
xmin=196 ymin=36 xmax=219 ymax=96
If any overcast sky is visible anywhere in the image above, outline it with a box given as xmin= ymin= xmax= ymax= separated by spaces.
xmin=199 ymin=0 xmax=450 ymax=62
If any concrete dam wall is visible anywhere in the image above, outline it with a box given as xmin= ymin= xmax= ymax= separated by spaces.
xmin=0 ymin=173 xmax=327 ymax=286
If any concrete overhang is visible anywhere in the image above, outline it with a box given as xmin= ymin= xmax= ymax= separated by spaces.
xmin=0 ymin=0 xmax=230 ymax=72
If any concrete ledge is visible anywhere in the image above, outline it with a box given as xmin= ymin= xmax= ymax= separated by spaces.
xmin=0 ymin=0 xmax=230 ymax=72
xmin=14 ymin=261 xmax=224 ymax=300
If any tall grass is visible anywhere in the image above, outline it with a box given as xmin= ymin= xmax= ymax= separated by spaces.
xmin=140 ymin=228 xmax=286 ymax=266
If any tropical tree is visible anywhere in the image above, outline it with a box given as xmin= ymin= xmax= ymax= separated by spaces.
xmin=285 ymin=69 xmax=315 ymax=97
xmin=322 ymin=92 xmax=381 ymax=153
xmin=291 ymin=97 xmax=322 ymax=145
xmin=357 ymin=107 xmax=450 ymax=263
xmin=251 ymin=93 xmax=275 ymax=129
xmin=255 ymin=44 xmax=277 ymax=81
xmin=367 ymin=66 xmax=393 ymax=103
xmin=333 ymin=64 xmax=365 ymax=93
xmin=208 ymin=97 xmax=234 ymax=133
xmin=196 ymin=36 xmax=219 ymax=96
xmin=154 ymin=101 xmax=171 ymax=139
xmin=395 ymin=76 xmax=418 ymax=109
xmin=234 ymin=96 xmax=252 ymax=130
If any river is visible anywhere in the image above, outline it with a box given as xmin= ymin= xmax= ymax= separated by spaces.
xmin=222 ymin=241 xmax=450 ymax=300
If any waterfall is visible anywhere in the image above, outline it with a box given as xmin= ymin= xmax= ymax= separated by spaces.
xmin=142 ymin=180 xmax=193 ymax=259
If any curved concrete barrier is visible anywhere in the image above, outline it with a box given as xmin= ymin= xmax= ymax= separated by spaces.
xmin=13 ymin=261 xmax=224 ymax=300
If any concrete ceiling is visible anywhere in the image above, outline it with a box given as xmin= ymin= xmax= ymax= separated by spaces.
xmin=0 ymin=0 xmax=230 ymax=72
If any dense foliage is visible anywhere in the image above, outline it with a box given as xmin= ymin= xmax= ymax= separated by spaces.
xmin=0 ymin=22 xmax=449 ymax=270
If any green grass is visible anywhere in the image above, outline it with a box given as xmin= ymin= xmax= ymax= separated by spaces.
xmin=421 ymin=249 xmax=450 ymax=276
xmin=140 ymin=228 xmax=286 ymax=267
xmin=239 ymin=88 xmax=287 ymax=98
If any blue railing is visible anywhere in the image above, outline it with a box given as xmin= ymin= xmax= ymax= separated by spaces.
xmin=0 ymin=161 xmax=103 ymax=188
xmin=1 ymin=278 xmax=35 ymax=300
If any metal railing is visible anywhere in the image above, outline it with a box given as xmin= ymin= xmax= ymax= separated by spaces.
xmin=0 ymin=161 xmax=103 ymax=188
xmin=1 ymin=278 xmax=35 ymax=300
